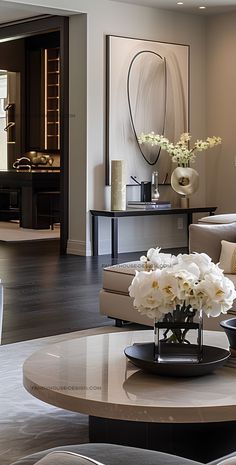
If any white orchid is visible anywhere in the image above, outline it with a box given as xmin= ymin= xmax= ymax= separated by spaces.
xmin=175 ymin=252 xmax=216 ymax=279
xmin=128 ymin=269 xmax=166 ymax=320
xmin=147 ymin=248 xmax=176 ymax=269
xmin=195 ymin=273 xmax=236 ymax=317
xmin=142 ymin=246 xmax=177 ymax=270
xmin=128 ymin=247 xmax=236 ymax=322
xmin=138 ymin=132 xmax=222 ymax=167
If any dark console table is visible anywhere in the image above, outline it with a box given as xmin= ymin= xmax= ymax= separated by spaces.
xmin=90 ymin=206 xmax=217 ymax=258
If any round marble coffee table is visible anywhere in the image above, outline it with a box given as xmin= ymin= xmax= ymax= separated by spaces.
xmin=23 ymin=330 xmax=236 ymax=462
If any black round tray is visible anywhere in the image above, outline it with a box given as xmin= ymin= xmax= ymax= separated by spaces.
xmin=124 ymin=342 xmax=230 ymax=377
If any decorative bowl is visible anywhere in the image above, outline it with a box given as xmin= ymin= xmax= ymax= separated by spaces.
xmin=124 ymin=343 xmax=230 ymax=377
xmin=220 ymin=318 xmax=236 ymax=350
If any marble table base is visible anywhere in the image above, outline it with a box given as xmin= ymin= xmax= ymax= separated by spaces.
xmin=89 ymin=416 xmax=236 ymax=463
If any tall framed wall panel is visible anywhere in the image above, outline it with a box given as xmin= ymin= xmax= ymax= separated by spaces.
xmin=106 ymin=35 xmax=189 ymax=186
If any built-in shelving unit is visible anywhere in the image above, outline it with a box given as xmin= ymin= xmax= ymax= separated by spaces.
xmin=44 ymin=48 xmax=60 ymax=150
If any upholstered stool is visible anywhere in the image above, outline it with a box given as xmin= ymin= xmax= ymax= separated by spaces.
xmin=100 ymin=261 xmax=152 ymax=327
xmin=198 ymin=213 xmax=236 ymax=224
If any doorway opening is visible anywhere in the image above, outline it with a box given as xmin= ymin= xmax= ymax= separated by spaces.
xmin=0 ymin=15 xmax=69 ymax=254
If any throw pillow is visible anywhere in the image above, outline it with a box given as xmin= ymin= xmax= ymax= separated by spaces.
xmin=36 ymin=451 xmax=105 ymax=465
xmin=219 ymin=240 xmax=236 ymax=274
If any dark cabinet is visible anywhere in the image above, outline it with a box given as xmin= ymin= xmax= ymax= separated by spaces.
xmin=0 ymin=188 xmax=21 ymax=222
xmin=0 ymin=171 xmax=60 ymax=228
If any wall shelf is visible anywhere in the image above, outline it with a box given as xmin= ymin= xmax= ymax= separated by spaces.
xmin=44 ymin=47 xmax=60 ymax=150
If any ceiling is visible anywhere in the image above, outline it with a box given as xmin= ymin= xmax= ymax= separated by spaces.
xmin=0 ymin=0 xmax=235 ymax=24
xmin=0 ymin=1 xmax=75 ymax=25
xmin=109 ymin=0 xmax=236 ymax=15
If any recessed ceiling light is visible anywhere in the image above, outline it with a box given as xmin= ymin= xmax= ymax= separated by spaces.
xmin=177 ymin=2 xmax=184 ymax=5
xmin=199 ymin=5 xmax=206 ymax=9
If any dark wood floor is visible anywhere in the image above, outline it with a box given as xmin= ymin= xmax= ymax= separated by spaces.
xmin=0 ymin=240 xmax=186 ymax=344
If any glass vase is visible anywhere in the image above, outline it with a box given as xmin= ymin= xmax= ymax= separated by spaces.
xmin=154 ymin=306 xmax=203 ymax=364
xmin=151 ymin=170 xmax=160 ymax=202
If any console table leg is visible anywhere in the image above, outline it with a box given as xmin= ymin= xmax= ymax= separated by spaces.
xmin=187 ymin=212 xmax=193 ymax=251
xmin=111 ymin=218 xmax=118 ymax=259
xmin=187 ymin=212 xmax=193 ymax=229
xmin=92 ymin=216 xmax=98 ymax=256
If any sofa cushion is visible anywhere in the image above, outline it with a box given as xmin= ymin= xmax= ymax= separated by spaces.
xmin=208 ymin=453 xmax=236 ymax=465
xmin=10 ymin=443 xmax=203 ymax=465
xmin=35 ymin=451 xmax=104 ymax=465
xmin=215 ymin=458 xmax=236 ymax=465
xmin=220 ymin=241 xmax=236 ymax=274
xmin=199 ymin=214 xmax=236 ymax=224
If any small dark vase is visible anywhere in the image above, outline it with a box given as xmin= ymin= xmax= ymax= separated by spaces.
xmin=140 ymin=182 xmax=151 ymax=202
xmin=220 ymin=318 xmax=236 ymax=350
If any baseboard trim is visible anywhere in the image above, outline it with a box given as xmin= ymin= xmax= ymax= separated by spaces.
xmin=67 ymin=238 xmax=187 ymax=256
xmin=98 ymin=240 xmax=187 ymax=255
xmin=67 ymin=239 xmax=92 ymax=256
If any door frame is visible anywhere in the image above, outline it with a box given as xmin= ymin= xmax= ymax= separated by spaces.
xmin=0 ymin=15 xmax=69 ymax=254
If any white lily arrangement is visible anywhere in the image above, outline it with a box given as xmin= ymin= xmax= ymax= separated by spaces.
xmin=138 ymin=132 xmax=222 ymax=167
xmin=129 ymin=248 xmax=236 ymax=323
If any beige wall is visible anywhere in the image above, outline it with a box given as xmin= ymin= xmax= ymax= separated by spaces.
xmin=68 ymin=14 xmax=88 ymax=255
xmin=76 ymin=2 xmax=206 ymax=254
xmin=67 ymin=2 xmax=207 ymax=255
xmin=1 ymin=0 xmax=208 ymax=255
xmin=206 ymin=12 xmax=236 ymax=214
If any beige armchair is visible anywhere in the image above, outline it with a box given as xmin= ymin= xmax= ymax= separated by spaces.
xmin=189 ymin=222 xmax=236 ymax=316
xmin=189 ymin=222 xmax=236 ymax=263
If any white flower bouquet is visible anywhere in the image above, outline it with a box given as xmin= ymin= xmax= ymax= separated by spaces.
xmin=138 ymin=132 xmax=222 ymax=166
xmin=129 ymin=248 xmax=236 ymax=341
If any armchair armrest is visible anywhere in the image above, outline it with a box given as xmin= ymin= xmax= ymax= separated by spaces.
xmin=189 ymin=223 xmax=236 ymax=263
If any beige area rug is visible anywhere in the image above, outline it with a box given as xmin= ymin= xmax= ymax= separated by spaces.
xmin=0 ymin=222 xmax=60 ymax=242
xmin=0 ymin=326 xmax=122 ymax=465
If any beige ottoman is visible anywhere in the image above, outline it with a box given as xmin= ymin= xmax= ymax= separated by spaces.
xmin=99 ymin=261 xmax=232 ymax=330
xmin=100 ymin=261 xmax=152 ymax=327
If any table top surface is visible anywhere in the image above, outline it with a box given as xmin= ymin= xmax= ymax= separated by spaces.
xmin=90 ymin=206 xmax=217 ymax=217
xmin=23 ymin=329 xmax=236 ymax=424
